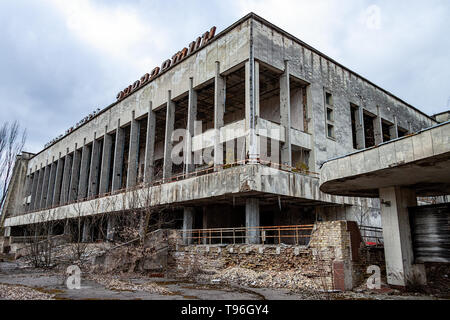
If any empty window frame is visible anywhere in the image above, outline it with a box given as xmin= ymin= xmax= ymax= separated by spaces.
xmin=363 ymin=111 xmax=376 ymax=148
xmin=398 ymin=126 xmax=408 ymax=138
xmin=381 ymin=120 xmax=394 ymax=142
xmin=324 ymin=91 xmax=335 ymax=139
xmin=350 ymin=104 xmax=359 ymax=149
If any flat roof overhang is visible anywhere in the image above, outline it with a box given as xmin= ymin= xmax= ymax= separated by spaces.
xmin=320 ymin=121 xmax=450 ymax=198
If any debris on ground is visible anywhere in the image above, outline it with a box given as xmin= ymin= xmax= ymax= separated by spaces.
xmin=0 ymin=283 xmax=55 ymax=300
xmin=88 ymin=274 xmax=172 ymax=295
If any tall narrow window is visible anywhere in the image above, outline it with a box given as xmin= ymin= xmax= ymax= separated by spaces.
xmin=350 ymin=104 xmax=359 ymax=149
xmin=324 ymin=91 xmax=335 ymax=139
xmin=363 ymin=112 xmax=376 ymax=148
xmin=381 ymin=120 xmax=393 ymax=142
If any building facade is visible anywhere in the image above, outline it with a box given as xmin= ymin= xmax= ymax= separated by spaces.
xmin=1 ymin=13 xmax=437 ymax=243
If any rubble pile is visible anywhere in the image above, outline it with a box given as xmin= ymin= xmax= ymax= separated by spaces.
xmin=0 ymin=284 xmax=54 ymax=300
xmin=88 ymin=275 xmax=171 ymax=295
xmin=202 ymin=266 xmax=325 ymax=291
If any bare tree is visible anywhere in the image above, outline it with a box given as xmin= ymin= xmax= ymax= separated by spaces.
xmin=0 ymin=120 xmax=27 ymax=210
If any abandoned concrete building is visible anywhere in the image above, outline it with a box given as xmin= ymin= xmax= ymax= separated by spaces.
xmin=1 ymin=13 xmax=448 ymax=290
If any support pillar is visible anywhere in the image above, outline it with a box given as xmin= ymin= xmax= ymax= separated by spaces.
xmin=29 ymin=167 xmax=40 ymax=211
xmin=144 ymin=103 xmax=156 ymax=184
xmin=99 ymin=127 xmax=113 ymax=195
xmin=39 ymin=162 xmax=51 ymax=209
xmin=245 ymin=198 xmax=260 ymax=244
xmin=390 ymin=116 xmax=399 ymax=140
xmin=185 ymin=79 xmax=197 ymax=174
xmin=112 ymin=120 xmax=125 ymax=191
xmin=355 ymin=106 xmax=365 ymax=149
xmin=202 ymin=207 xmax=208 ymax=245
xmin=245 ymin=60 xmax=259 ymax=163
xmin=78 ymin=140 xmax=91 ymax=200
xmin=280 ymin=60 xmax=292 ymax=167
xmin=106 ymin=215 xmax=117 ymax=242
xmin=82 ymin=218 xmax=92 ymax=243
xmin=214 ymin=61 xmax=225 ymax=170
xmin=46 ymin=158 xmax=57 ymax=208
xmin=379 ymin=187 xmax=427 ymax=287
xmin=127 ymin=112 xmax=140 ymax=188
xmin=163 ymin=91 xmax=175 ymax=181
xmin=69 ymin=146 xmax=81 ymax=202
xmin=61 ymin=151 xmax=73 ymax=204
xmin=88 ymin=134 xmax=102 ymax=197
xmin=183 ymin=207 xmax=195 ymax=245
xmin=374 ymin=106 xmax=383 ymax=145
xmin=52 ymin=154 xmax=64 ymax=206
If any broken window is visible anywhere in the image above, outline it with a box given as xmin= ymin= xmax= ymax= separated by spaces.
xmin=324 ymin=91 xmax=335 ymax=139
xmin=350 ymin=104 xmax=359 ymax=149
xmin=363 ymin=112 xmax=376 ymax=148
xmin=381 ymin=120 xmax=393 ymax=142
xmin=398 ymin=126 xmax=408 ymax=138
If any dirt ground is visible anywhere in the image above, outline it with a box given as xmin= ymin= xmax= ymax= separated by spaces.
xmin=0 ymin=261 xmax=445 ymax=300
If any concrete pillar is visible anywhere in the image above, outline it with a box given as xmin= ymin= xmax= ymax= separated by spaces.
xmin=78 ymin=140 xmax=91 ymax=200
xmin=39 ymin=162 xmax=51 ymax=209
xmin=185 ymin=79 xmax=197 ymax=174
xmin=88 ymin=135 xmax=102 ymax=197
xmin=61 ymin=151 xmax=73 ymax=204
xmin=45 ymin=158 xmax=58 ymax=208
xmin=127 ymin=112 xmax=140 ymax=188
xmin=202 ymin=207 xmax=208 ymax=245
xmin=82 ymin=218 xmax=92 ymax=243
xmin=144 ymin=102 xmax=156 ymax=184
xmin=374 ymin=106 xmax=383 ymax=145
xmin=355 ymin=106 xmax=365 ymax=149
xmin=280 ymin=60 xmax=292 ymax=167
xmin=183 ymin=207 xmax=195 ymax=245
xmin=245 ymin=198 xmax=260 ymax=244
xmin=112 ymin=120 xmax=125 ymax=191
xmin=245 ymin=60 xmax=259 ymax=163
xmin=99 ymin=128 xmax=113 ymax=195
xmin=163 ymin=91 xmax=175 ymax=181
xmin=390 ymin=116 xmax=399 ymax=140
xmin=69 ymin=146 xmax=81 ymax=202
xmin=52 ymin=155 xmax=64 ymax=206
xmin=29 ymin=167 xmax=39 ymax=211
xmin=106 ymin=215 xmax=117 ymax=242
xmin=379 ymin=187 xmax=427 ymax=287
xmin=22 ymin=174 xmax=32 ymax=213
xmin=214 ymin=61 xmax=225 ymax=170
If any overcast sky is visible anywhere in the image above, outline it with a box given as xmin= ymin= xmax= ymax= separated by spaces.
xmin=1 ymin=0 xmax=449 ymax=154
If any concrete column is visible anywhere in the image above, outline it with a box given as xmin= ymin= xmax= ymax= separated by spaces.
xmin=106 ymin=215 xmax=117 ymax=242
xmin=99 ymin=128 xmax=113 ymax=195
xmin=185 ymin=79 xmax=197 ymax=174
xmin=45 ymin=158 xmax=58 ymax=208
xmin=82 ymin=218 xmax=92 ymax=243
xmin=280 ymin=60 xmax=292 ymax=167
xmin=163 ymin=91 xmax=175 ymax=181
xmin=78 ymin=140 xmax=91 ymax=200
xmin=202 ymin=207 xmax=208 ymax=245
xmin=22 ymin=174 xmax=32 ymax=213
xmin=29 ymin=167 xmax=39 ymax=211
xmin=112 ymin=120 xmax=125 ymax=191
xmin=61 ymin=151 xmax=73 ymax=204
xmin=39 ymin=162 xmax=51 ymax=209
xmin=245 ymin=198 xmax=260 ymax=244
xmin=69 ymin=146 xmax=82 ymax=202
xmin=144 ymin=102 xmax=156 ymax=184
xmin=127 ymin=112 xmax=140 ymax=188
xmin=390 ymin=116 xmax=399 ymax=140
xmin=379 ymin=187 xmax=427 ymax=287
xmin=374 ymin=106 xmax=383 ymax=145
xmin=214 ymin=62 xmax=225 ymax=170
xmin=88 ymin=135 xmax=102 ymax=197
xmin=245 ymin=60 xmax=259 ymax=163
xmin=183 ymin=207 xmax=195 ymax=245
xmin=52 ymin=155 xmax=64 ymax=206
xmin=355 ymin=106 xmax=365 ymax=149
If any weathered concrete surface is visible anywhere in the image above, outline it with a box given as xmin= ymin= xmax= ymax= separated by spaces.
xmin=4 ymin=165 xmax=359 ymax=227
xmin=320 ymin=122 xmax=450 ymax=197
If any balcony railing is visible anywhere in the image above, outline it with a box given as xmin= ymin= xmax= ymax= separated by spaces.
xmin=175 ymin=224 xmax=315 ymax=246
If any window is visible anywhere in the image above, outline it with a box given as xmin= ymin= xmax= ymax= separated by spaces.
xmin=363 ymin=112 xmax=376 ymax=148
xmin=381 ymin=120 xmax=393 ymax=142
xmin=398 ymin=127 xmax=408 ymax=137
xmin=350 ymin=104 xmax=359 ymax=149
xmin=324 ymin=91 xmax=335 ymax=139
